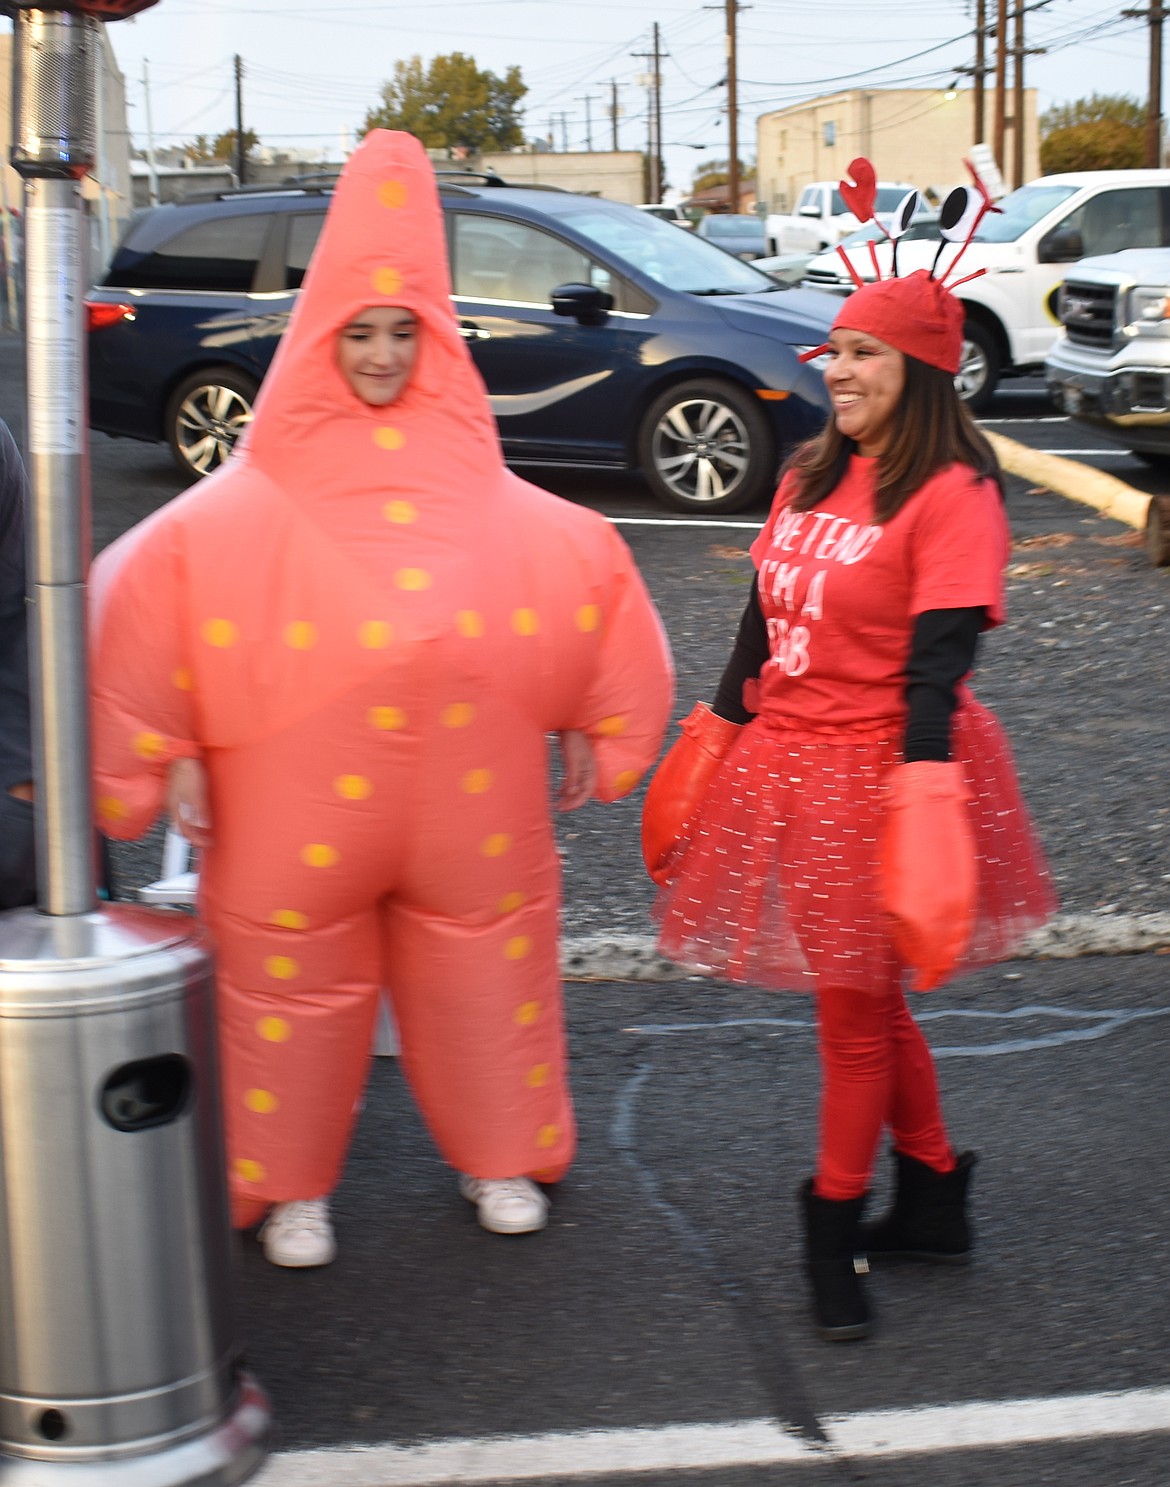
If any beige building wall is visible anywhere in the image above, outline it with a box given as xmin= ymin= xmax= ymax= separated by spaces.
xmin=757 ymin=88 xmax=1039 ymax=213
xmin=441 ymin=150 xmax=646 ymax=204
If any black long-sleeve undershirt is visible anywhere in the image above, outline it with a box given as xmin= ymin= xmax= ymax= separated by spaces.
xmin=711 ymin=585 xmax=985 ymax=762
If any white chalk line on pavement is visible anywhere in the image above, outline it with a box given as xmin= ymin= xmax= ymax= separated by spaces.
xmin=251 ymin=1385 xmax=1170 ymax=1484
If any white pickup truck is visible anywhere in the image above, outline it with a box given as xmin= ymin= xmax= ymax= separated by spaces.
xmin=765 ymin=179 xmax=916 ymax=256
xmin=800 ymin=168 xmax=1170 ymax=411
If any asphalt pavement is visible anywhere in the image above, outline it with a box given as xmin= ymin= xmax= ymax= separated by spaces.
xmin=2 ymin=336 xmax=1169 ymax=1484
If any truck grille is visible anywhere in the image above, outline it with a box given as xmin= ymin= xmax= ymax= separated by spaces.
xmin=802 ymin=265 xmax=857 ymax=293
xmin=1059 ymin=279 xmax=1117 ymax=350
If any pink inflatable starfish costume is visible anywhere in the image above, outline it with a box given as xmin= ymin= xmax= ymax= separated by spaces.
xmin=90 ymin=131 xmax=673 ymax=1225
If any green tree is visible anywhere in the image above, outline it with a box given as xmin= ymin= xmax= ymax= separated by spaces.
xmin=363 ymin=53 xmax=526 ymax=153
xmin=211 ymin=128 xmax=259 ymax=162
xmin=691 ymin=158 xmax=750 ymax=193
xmin=1040 ymin=94 xmax=1144 ymax=173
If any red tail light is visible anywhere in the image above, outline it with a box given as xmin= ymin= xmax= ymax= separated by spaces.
xmin=85 ymin=301 xmax=135 ymax=331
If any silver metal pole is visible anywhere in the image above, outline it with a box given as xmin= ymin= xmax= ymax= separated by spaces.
xmin=12 ymin=7 xmax=98 ymax=916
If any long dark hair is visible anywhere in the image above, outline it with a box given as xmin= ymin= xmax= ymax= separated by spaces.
xmin=785 ymin=354 xmax=1003 ymax=522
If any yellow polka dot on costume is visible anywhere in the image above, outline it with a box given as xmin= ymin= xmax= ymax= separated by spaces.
xmin=498 ymin=890 xmax=526 ymax=915
xmin=614 ymin=769 xmax=641 ymax=793
xmin=481 ymin=833 xmax=511 ymax=858
xmin=202 ymin=618 xmax=237 ymax=648
xmin=373 ymin=266 xmax=404 ymax=295
xmin=511 ymin=608 xmax=540 ymax=636
xmin=377 ymin=179 xmax=408 ymax=209
xmin=505 ymin=935 xmax=532 ymax=961
xmin=172 ymin=667 xmax=194 ymax=691
xmin=462 ymin=768 xmax=493 ymax=795
xmin=456 ymin=610 xmax=485 ymax=638
xmin=133 ymin=731 xmax=167 ymax=760
xmin=257 ymin=1016 xmax=292 ymax=1043
xmin=526 ymin=1063 xmax=550 ymax=1088
xmin=97 ymin=795 xmax=128 ymax=823
xmin=369 ymin=706 xmax=407 ymax=731
xmin=442 ymin=702 xmax=476 ymax=728
xmin=395 ymin=568 xmax=432 ymax=592
xmin=235 ymin=1158 xmax=266 ymax=1183
xmin=284 ymin=621 xmax=317 ymax=650
xmin=382 ymin=499 xmax=416 ymax=524
xmin=596 ymin=715 xmax=627 ymax=737
xmin=514 ymin=1000 xmax=541 ymax=1027
xmin=373 ymin=426 xmax=405 ymax=452
xmin=536 ymin=1124 xmax=560 ymax=1149
xmin=358 ymin=621 xmax=393 ymax=649
xmin=264 ymin=955 xmax=299 ymax=981
xmin=301 ymin=843 xmax=339 ymax=868
xmin=335 ymin=774 xmax=373 ymax=800
xmin=271 ymin=909 xmax=309 ymax=931
xmin=576 ymin=604 xmax=601 ymax=632
xmin=244 ymin=1088 xmax=279 ymax=1115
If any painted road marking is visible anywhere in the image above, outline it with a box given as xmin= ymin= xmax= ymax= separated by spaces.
xmin=252 ymin=1387 xmax=1170 ymax=1484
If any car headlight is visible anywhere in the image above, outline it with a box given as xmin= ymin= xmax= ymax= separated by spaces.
xmin=1127 ymin=285 xmax=1170 ymax=332
xmin=796 ymin=346 xmax=833 ymax=371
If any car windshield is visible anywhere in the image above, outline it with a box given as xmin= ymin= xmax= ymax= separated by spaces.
xmin=838 ymin=216 xmax=939 ymax=248
xmin=971 ymin=183 xmax=1079 ymax=243
xmin=555 ymin=203 xmax=775 ymax=293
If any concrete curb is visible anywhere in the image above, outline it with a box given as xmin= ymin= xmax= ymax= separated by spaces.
xmin=561 ymin=913 xmax=1170 ymax=982
xmin=987 ymin=430 xmax=1151 ymax=531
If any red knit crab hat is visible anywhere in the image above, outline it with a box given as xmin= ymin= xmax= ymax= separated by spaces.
xmin=798 ymin=156 xmax=998 ymax=376
xmin=831 ymin=269 xmax=966 ymax=373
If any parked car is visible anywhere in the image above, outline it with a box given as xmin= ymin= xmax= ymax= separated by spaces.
xmin=799 ymin=169 xmax=1170 ymax=411
xmin=85 ymin=178 xmax=834 ymax=512
xmin=635 ymin=203 xmax=693 ymax=229
xmin=695 ymin=212 xmax=768 ymax=261
xmin=755 ymin=212 xmax=941 ymax=286
xmin=765 ymin=179 xmax=917 ymax=256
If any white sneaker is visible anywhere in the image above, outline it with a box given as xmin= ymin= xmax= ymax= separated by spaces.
xmin=459 ymin=1175 xmax=549 ymax=1235
xmin=258 ymin=1198 xmax=337 ymax=1267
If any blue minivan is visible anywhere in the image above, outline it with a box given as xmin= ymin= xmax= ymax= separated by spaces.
xmin=86 ymin=175 xmax=834 ymax=513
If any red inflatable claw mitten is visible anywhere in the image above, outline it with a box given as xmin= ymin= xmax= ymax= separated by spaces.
xmin=641 ymin=703 xmax=742 ymax=886
xmin=880 ymin=762 xmax=977 ymax=991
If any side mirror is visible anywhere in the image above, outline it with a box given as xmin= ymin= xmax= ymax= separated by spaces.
xmin=799 ymin=204 xmax=823 ymax=219
xmin=551 ymin=282 xmax=613 ymax=325
xmin=1038 ymin=225 xmax=1085 ymax=264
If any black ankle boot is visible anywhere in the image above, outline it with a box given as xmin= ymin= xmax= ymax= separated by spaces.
xmin=800 ymin=1179 xmax=870 ymax=1342
xmin=859 ymin=1149 xmax=977 ymax=1265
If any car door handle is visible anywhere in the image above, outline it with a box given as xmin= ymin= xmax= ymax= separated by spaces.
xmin=459 ymin=320 xmax=490 ymax=341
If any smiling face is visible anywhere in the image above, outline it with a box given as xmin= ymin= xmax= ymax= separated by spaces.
xmin=823 ymin=326 xmax=906 ymax=458
xmin=335 ymin=306 xmax=420 ymax=406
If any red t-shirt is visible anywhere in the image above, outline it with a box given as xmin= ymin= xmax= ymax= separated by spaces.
xmin=746 ymin=456 xmax=1009 ymax=728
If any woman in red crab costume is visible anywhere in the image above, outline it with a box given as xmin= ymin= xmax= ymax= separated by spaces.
xmin=90 ymin=130 xmax=673 ymax=1267
xmin=643 ymin=160 xmax=1055 ymax=1342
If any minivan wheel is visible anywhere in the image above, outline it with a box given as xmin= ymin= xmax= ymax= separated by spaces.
xmin=637 ymin=378 xmax=776 ymax=514
xmin=166 ymin=368 xmax=257 ymax=479
xmin=955 ymin=322 xmax=999 ymax=412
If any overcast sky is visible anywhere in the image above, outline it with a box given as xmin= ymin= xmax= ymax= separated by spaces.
xmin=63 ymin=0 xmax=1153 ymax=195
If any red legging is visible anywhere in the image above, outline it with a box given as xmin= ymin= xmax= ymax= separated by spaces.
xmin=814 ymin=979 xmax=955 ymax=1200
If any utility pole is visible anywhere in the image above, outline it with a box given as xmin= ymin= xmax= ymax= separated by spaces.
xmin=142 ymin=58 xmax=159 ymax=206
xmin=993 ymin=0 xmax=1008 ymax=176
xmin=975 ymin=0 xmax=987 ymax=141
xmin=633 ymin=26 xmax=664 ymax=202
xmin=577 ymin=93 xmax=597 ymax=151
xmin=1123 ymin=0 xmax=1166 ymax=166
xmin=234 ymin=53 xmax=246 ymax=185
xmin=611 ymin=79 xmax=621 ymax=150
xmin=726 ymin=0 xmax=740 ymax=213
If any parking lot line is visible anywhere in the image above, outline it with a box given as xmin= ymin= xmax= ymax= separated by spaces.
xmin=251 ymin=1385 xmax=1170 ymax=1484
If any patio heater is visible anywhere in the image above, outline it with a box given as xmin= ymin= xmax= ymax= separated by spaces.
xmin=0 ymin=3 xmax=270 ymax=1482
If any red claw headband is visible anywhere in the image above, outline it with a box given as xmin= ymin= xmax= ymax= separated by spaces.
xmin=799 ymin=156 xmax=1002 ymax=376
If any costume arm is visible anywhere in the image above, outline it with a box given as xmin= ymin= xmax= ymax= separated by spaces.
xmin=565 ymin=524 xmax=674 ymax=803
xmin=89 ymin=517 xmax=200 ymax=840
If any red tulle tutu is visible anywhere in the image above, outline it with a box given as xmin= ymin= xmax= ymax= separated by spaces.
xmin=654 ymin=696 xmax=1056 ymax=993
